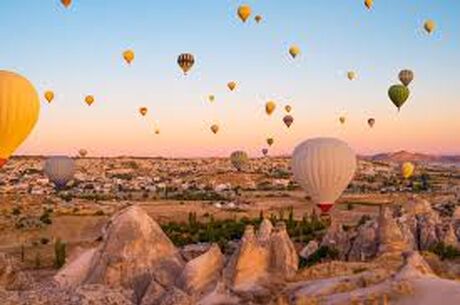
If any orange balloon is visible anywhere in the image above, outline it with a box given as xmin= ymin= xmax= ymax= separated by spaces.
xmin=139 ymin=107 xmax=148 ymax=116
xmin=123 ymin=50 xmax=135 ymax=65
xmin=61 ymin=0 xmax=72 ymax=8
xmin=227 ymin=81 xmax=237 ymax=91
xmin=85 ymin=95 xmax=95 ymax=106
xmin=44 ymin=91 xmax=54 ymax=103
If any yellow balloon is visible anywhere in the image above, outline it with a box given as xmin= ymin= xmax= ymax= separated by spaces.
xmin=208 ymin=95 xmax=215 ymax=103
xmin=44 ymin=91 xmax=55 ymax=103
xmin=285 ymin=105 xmax=292 ymax=113
xmin=364 ymin=0 xmax=373 ymax=10
xmin=289 ymin=45 xmax=301 ymax=59
xmin=347 ymin=71 xmax=356 ymax=81
xmin=123 ymin=50 xmax=135 ymax=65
xmin=339 ymin=116 xmax=346 ymax=124
xmin=227 ymin=81 xmax=237 ymax=91
xmin=424 ymin=20 xmax=436 ymax=34
xmin=401 ymin=162 xmax=415 ymax=179
xmin=85 ymin=95 xmax=95 ymax=106
xmin=265 ymin=101 xmax=276 ymax=115
xmin=237 ymin=5 xmax=251 ymax=23
xmin=0 ymin=71 xmax=40 ymax=167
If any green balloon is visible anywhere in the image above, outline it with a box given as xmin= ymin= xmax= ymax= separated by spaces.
xmin=388 ymin=84 xmax=410 ymax=111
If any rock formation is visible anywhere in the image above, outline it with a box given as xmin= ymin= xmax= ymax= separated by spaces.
xmin=55 ymin=206 xmax=184 ymax=303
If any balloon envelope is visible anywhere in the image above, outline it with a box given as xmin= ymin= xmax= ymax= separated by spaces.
xmin=0 ymin=71 xmax=40 ymax=167
xmin=177 ymin=53 xmax=195 ymax=74
xmin=61 ymin=0 xmax=72 ymax=8
xmin=289 ymin=45 xmax=300 ymax=59
xmin=367 ymin=118 xmax=376 ymax=128
xmin=283 ymin=115 xmax=294 ymax=128
xmin=292 ymin=138 xmax=357 ymax=213
xmin=399 ymin=70 xmax=414 ymax=87
xmin=230 ymin=151 xmax=249 ymax=171
xmin=388 ymin=85 xmax=410 ymax=111
xmin=44 ymin=91 xmax=54 ymax=103
xmin=265 ymin=101 xmax=276 ymax=115
xmin=237 ymin=5 xmax=251 ymax=22
xmin=424 ymin=20 xmax=436 ymax=34
xmin=44 ymin=156 xmax=75 ymax=189
xmin=123 ymin=50 xmax=135 ymax=65
xmin=401 ymin=162 xmax=415 ymax=179
xmin=266 ymin=138 xmax=274 ymax=146
xmin=364 ymin=0 xmax=373 ymax=10
xmin=210 ymin=124 xmax=219 ymax=134
xmin=262 ymin=148 xmax=268 ymax=156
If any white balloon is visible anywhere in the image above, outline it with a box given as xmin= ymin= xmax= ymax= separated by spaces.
xmin=292 ymin=137 xmax=356 ymax=213
xmin=44 ymin=156 xmax=75 ymax=189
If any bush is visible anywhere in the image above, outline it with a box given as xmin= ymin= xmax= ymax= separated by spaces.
xmin=430 ymin=242 xmax=460 ymax=260
xmin=54 ymin=238 xmax=67 ymax=269
xmin=39 ymin=210 xmax=52 ymax=225
xmin=299 ymin=246 xmax=340 ymax=268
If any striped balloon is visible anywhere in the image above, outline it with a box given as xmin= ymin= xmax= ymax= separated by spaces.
xmin=44 ymin=156 xmax=75 ymax=189
xmin=177 ymin=53 xmax=195 ymax=75
xmin=292 ymin=138 xmax=357 ymax=213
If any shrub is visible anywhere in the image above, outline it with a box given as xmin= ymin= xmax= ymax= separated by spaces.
xmin=54 ymin=238 xmax=67 ymax=269
xmin=430 ymin=242 xmax=460 ymax=260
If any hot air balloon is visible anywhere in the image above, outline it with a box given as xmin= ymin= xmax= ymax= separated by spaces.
xmin=255 ymin=15 xmax=262 ymax=23
xmin=347 ymin=71 xmax=356 ymax=81
xmin=208 ymin=95 xmax=215 ymax=103
xmin=292 ymin=137 xmax=357 ymax=214
xmin=85 ymin=95 xmax=95 ymax=106
xmin=367 ymin=118 xmax=375 ymax=128
xmin=210 ymin=124 xmax=219 ymax=134
xmin=339 ymin=116 xmax=346 ymax=125
xmin=155 ymin=129 xmax=160 ymax=135
xmin=388 ymin=85 xmax=410 ymax=111
xmin=265 ymin=101 xmax=276 ymax=115
xmin=424 ymin=20 xmax=436 ymax=34
xmin=230 ymin=151 xmax=249 ymax=172
xmin=364 ymin=0 xmax=373 ymax=10
xmin=177 ymin=53 xmax=195 ymax=75
xmin=283 ymin=115 xmax=294 ymax=128
xmin=44 ymin=91 xmax=54 ymax=103
xmin=289 ymin=45 xmax=300 ymax=59
xmin=399 ymin=70 xmax=414 ymax=87
xmin=61 ymin=0 xmax=72 ymax=8
xmin=262 ymin=148 xmax=268 ymax=156
xmin=266 ymin=138 xmax=274 ymax=146
xmin=227 ymin=81 xmax=237 ymax=91
xmin=401 ymin=162 xmax=415 ymax=179
xmin=78 ymin=149 xmax=88 ymax=158
xmin=139 ymin=107 xmax=148 ymax=116
xmin=0 ymin=71 xmax=40 ymax=168
xmin=285 ymin=105 xmax=292 ymax=113
xmin=44 ymin=156 xmax=75 ymax=190
xmin=123 ymin=50 xmax=135 ymax=65
xmin=237 ymin=5 xmax=251 ymax=22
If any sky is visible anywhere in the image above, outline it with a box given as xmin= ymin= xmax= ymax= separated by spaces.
xmin=1 ymin=0 xmax=459 ymax=157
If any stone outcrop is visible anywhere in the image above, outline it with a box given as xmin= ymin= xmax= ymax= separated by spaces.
xmin=225 ymin=220 xmax=298 ymax=292
xmin=177 ymin=244 xmax=224 ymax=295
xmin=347 ymin=219 xmax=378 ymax=261
xmin=320 ymin=220 xmax=351 ymax=260
xmin=299 ymin=240 xmax=319 ymax=260
xmin=54 ymin=206 xmax=184 ymax=303
xmin=378 ymin=207 xmax=410 ymax=254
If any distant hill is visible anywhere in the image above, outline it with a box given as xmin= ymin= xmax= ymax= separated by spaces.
xmin=363 ymin=150 xmax=460 ymax=163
